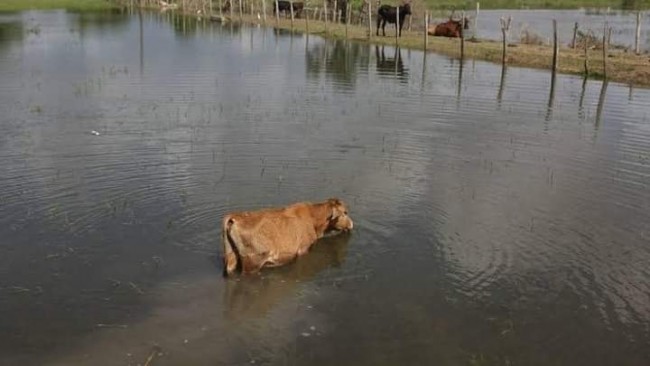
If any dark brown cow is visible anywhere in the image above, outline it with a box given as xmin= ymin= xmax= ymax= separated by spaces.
xmin=376 ymin=2 xmax=412 ymax=37
xmin=428 ymin=17 xmax=470 ymax=38
xmin=273 ymin=1 xmax=305 ymax=18
xmin=222 ymin=198 xmax=354 ymax=276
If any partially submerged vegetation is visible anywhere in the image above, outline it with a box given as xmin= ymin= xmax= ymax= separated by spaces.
xmin=0 ymin=0 xmax=115 ymax=12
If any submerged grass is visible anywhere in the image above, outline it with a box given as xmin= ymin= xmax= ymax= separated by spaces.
xmin=0 ymin=0 xmax=115 ymax=12
xmin=225 ymin=14 xmax=650 ymax=86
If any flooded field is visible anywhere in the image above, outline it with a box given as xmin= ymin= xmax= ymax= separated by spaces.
xmin=1 ymin=9 xmax=649 ymax=366
xmin=436 ymin=9 xmax=649 ymax=52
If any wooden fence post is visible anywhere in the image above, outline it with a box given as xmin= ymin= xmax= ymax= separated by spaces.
xmin=461 ymin=11 xmax=466 ymax=58
xmin=367 ymin=0 xmax=372 ymax=39
xmin=500 ymin=16 xmax=512 ymax=64
xmin=474 ymin=2 xmax=479 ymax=39
xmin=262 ymin=0 xmax=266 ymax=23
xmin=290 ymin=0 xmax=294 ymax=29
xmin=275 ymin=0 xmax=279 ymax=26
xmin=572 ymin=22 xmax=578 ymax=49
xmin=238 ymin=0 xmax=242 ymax=21
xmin=334 ymin=0 xmax=338 ymax=24
xmin=584 ymin=31 xmax=590 ymax=75
xmin=552 ymin=19 xmax=558 ymax=73
xmin=424 ymin=11 xmax=428 ymax=49
xmin=305 ymin=2 xmax=310 ymax=32
xmin=345 ymin=1 xmax=350 ymax=39
xmin=634 ymin=10 xmax=641 ymax=55
xmin=603 ymin=22 xmax=609 ymax=79
xmin=324 ymin=0 xmax=328 ymax=33
xmin=396 ymin=7 xmax=400 ymax=43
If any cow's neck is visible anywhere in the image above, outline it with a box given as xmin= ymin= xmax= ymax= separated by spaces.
xmin=311 ymin=202 xmax=331 ymax=237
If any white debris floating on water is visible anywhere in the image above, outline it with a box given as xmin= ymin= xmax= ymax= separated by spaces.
xmin=90 ymin=130 xmax=100 ymax=136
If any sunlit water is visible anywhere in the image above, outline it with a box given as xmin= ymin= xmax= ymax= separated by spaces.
xmin=1 ymin=9 xmax=649 ymax=366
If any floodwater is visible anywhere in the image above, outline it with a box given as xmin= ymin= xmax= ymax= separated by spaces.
xmin=1 ymin=9 xmax=649 ymax=366
xmin=432 ymin=9 xmax=650 ymax=52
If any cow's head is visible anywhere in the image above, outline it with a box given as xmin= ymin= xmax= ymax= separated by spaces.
xmin=326 ymin=198 xmax=354 ymax=232
xmin=401 ymin=2 xmax=412 ymax=15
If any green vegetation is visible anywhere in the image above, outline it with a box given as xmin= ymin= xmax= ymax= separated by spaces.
xmin=0 ymin=0 xmax=116 ymax=12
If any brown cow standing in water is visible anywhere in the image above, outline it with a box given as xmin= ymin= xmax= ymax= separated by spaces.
xmin=428 ymin=17 xmax=471 ymax=38
xmin=222 ymin=198 xmax=354 ymax=276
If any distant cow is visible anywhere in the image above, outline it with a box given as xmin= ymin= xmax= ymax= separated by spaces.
xmin=222 ymin=198 xmax=354 ymax=276
xmin=273 ymin=1 xmax=304 ymax=18
xmin=428 ymin=17 xmax=470 ymax=38
xmin=376 ymin=2 xmax=411 ymax=37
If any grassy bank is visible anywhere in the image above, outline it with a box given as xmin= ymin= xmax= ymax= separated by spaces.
xmin=226 ymin=14 xmax=650 ymax=86
xmin=0 ymin=0 xmax=115 ymax=12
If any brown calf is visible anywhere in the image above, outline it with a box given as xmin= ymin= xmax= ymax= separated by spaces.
xmin=222 ymin=198 xmax=354 ymax=276
xmin=428 ymin=17 xmax=470 ymax=38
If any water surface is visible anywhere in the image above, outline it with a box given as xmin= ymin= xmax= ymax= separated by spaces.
xmin=1 ymin=9 xmax=649 ymax=366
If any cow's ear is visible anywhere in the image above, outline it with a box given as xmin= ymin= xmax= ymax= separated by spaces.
xmin=327 ymin=198 xmax=342 ymax=219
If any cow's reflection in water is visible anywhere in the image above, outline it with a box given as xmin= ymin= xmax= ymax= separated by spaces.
xmin=375 ymin=45 xmax=408 ymax=81
xmin=223 ymin=232 xmax=351 ymax=320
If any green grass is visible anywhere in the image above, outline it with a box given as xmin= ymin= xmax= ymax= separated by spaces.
xmin=0 ymin=0 xmax=116 ymax=12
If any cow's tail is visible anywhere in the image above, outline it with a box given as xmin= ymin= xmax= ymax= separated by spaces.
xmin=222 ymin=215 xmax=238 ymax=277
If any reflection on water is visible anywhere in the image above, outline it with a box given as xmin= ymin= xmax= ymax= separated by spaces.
xmin=1 ymin=10 xmax=650 ymax=366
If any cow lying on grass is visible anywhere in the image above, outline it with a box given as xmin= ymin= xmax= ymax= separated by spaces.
xmin=428 ymin=17 xmax=471 ymax=38
xmin=222 ymin=198 xmax=354 ymax=276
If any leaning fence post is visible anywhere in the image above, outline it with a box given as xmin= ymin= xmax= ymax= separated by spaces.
xmin=552 ymin=19 xmax=559 ymax=73
xmin=634 ymin=10 xmax=641 ymax=55
xmin=500 ymin=16 xmax=512 ymax=64
xmin=572 ymin=22 xmax=578 ymax=49
xmin=424 ymin=10 xmax=428 ymax=49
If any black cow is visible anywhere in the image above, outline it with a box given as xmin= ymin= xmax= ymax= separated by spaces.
xmin=273 ymin=1 xmax=304 ymax=18
xmin=376 ymin=2 xmax=411 ymax=37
